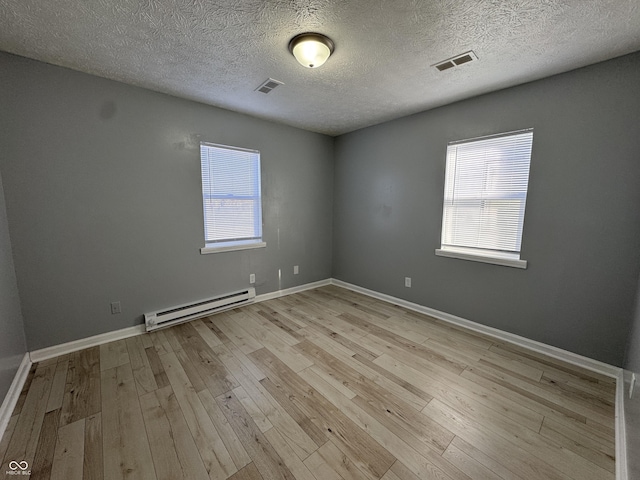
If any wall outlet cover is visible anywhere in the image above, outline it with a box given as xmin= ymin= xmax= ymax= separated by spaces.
xmin=110 ymin=301 xmax=122 ymax=315
xmin=404 ymin=277 xmax=411 ymax=288
xmin=249 ymin=273 xmax=256 ymax=284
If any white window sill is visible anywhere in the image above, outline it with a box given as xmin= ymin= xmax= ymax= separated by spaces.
xmin=435 ymin=248 xmax=527 ymax=269
xmin=201 ymin=241 xmax=266 ymax=254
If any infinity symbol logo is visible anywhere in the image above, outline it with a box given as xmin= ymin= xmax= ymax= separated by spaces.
xmin=8 ymin=461 xmax=28 ymax=470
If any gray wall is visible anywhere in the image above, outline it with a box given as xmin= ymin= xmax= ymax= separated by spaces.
xmin=2 ymin=48 xmax=640 ymax=367
xmin=0 ymin=168 xmax=27 ymax=401
xmin=0 ymin=52 xmax=334 ymax=351
xmin=333 ymin=52 xmax=640 ymax=366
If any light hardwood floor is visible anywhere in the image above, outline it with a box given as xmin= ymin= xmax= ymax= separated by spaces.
xmin=0 ymin=285 xmax=616 ymax=480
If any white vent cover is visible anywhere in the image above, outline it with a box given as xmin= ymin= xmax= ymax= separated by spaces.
xmin=256 ymin=78 xmax=284 ymax=94
xmin=433 ymin=51 xmax=478 ymax=72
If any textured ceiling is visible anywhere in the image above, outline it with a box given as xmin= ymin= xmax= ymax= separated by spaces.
xmin=0 ymin=0 xmax=639 ymax=135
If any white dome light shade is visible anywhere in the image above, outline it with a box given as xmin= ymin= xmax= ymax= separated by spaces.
xmin=289 ymin=33 xmax=334 ymax=68
xmin=292 ymin=39 xmax=330 ymax=68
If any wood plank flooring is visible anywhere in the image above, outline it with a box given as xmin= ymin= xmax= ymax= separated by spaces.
xmin=0 ymin=285 xmax=616 ymax=479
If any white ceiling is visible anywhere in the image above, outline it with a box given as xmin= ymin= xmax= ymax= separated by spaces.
xmin=0 ymin=0 xmax=639 ymax=136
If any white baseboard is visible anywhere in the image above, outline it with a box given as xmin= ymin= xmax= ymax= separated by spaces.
xmin=331 ymin=278 xmax=621 ymax=379
xmin=0 ymin=353 xmax=32 ymax=444
xmin=330 ymin=278 xmax=628 ymax=479
xmin=616 ymin=369 xmax=629 ymax=480
xmin=255 ymin=279 xmax=331 ymax=303
xmin=28 ymin=278 xmax=332 ymax=363
xmin=624 ymin=370 xmax=636 ymax=399
xmin=29 ymin=325 xmax=146 ymax=363
xmin=9 ymin=278 xmax=630 ymax=479
xmin=0 ymin=278 xmax=332 ymax=444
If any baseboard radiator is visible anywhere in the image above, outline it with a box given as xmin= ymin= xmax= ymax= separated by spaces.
xmin=144 ymin=288 xmax=256 ymax=332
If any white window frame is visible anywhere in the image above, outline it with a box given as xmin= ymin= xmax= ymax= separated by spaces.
xmin=199 ymin=142 xmax=266 ymax=254
xmin=435 ymin=129 xmax=533 ymax=269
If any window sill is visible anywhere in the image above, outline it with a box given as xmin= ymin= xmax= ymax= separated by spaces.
xmin=435 ymin=248 xmax=527 ymax=269
xmin=201 ymin=241 xmax=266 ymax=255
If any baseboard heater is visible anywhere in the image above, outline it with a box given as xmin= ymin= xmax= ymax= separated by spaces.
xmin=144 ymin=287 xmax=256 ymax=332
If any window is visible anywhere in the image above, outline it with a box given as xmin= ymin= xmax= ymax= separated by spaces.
xmin=200 ymin=142 xmax=265 ymax=254
xmin=436 ymin=129 xmax=533 ymax=268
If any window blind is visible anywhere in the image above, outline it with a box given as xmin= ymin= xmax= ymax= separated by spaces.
xmin=441 ymin=129 xmax=533 ymax=256
xmin=200 ymin=142 xmax=262 ymax=245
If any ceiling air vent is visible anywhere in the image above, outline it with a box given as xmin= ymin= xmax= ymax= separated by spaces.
xmin=255 ymin=78 xmax=284 ymax=94
xmin=436 ymin=61 xmax=455 ymax=71
xmin=433 ymin=51 xmax=478 ymax=72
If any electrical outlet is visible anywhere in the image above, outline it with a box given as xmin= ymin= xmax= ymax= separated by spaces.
xmin=294 ymin=265 xmax=299 ymax=275
xmin=631 ymin=373 xmax=636 ymax=399
xmin=405 ymin=277 xmax=411 ymax=288
xmin=110 ymin=301 xmax=121 ymax=315
xmin=249 ymin=273 xmax=256 ymax=284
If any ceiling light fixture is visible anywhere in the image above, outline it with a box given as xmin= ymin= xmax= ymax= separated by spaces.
xmin=288 ymin=33 xmax=334 ymax=69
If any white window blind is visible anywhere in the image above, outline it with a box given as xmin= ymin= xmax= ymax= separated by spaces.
xmin=200 ymin=142 xmax=263 ymax=247
xmin=440 ymin=129 xmax=533 ymax=261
